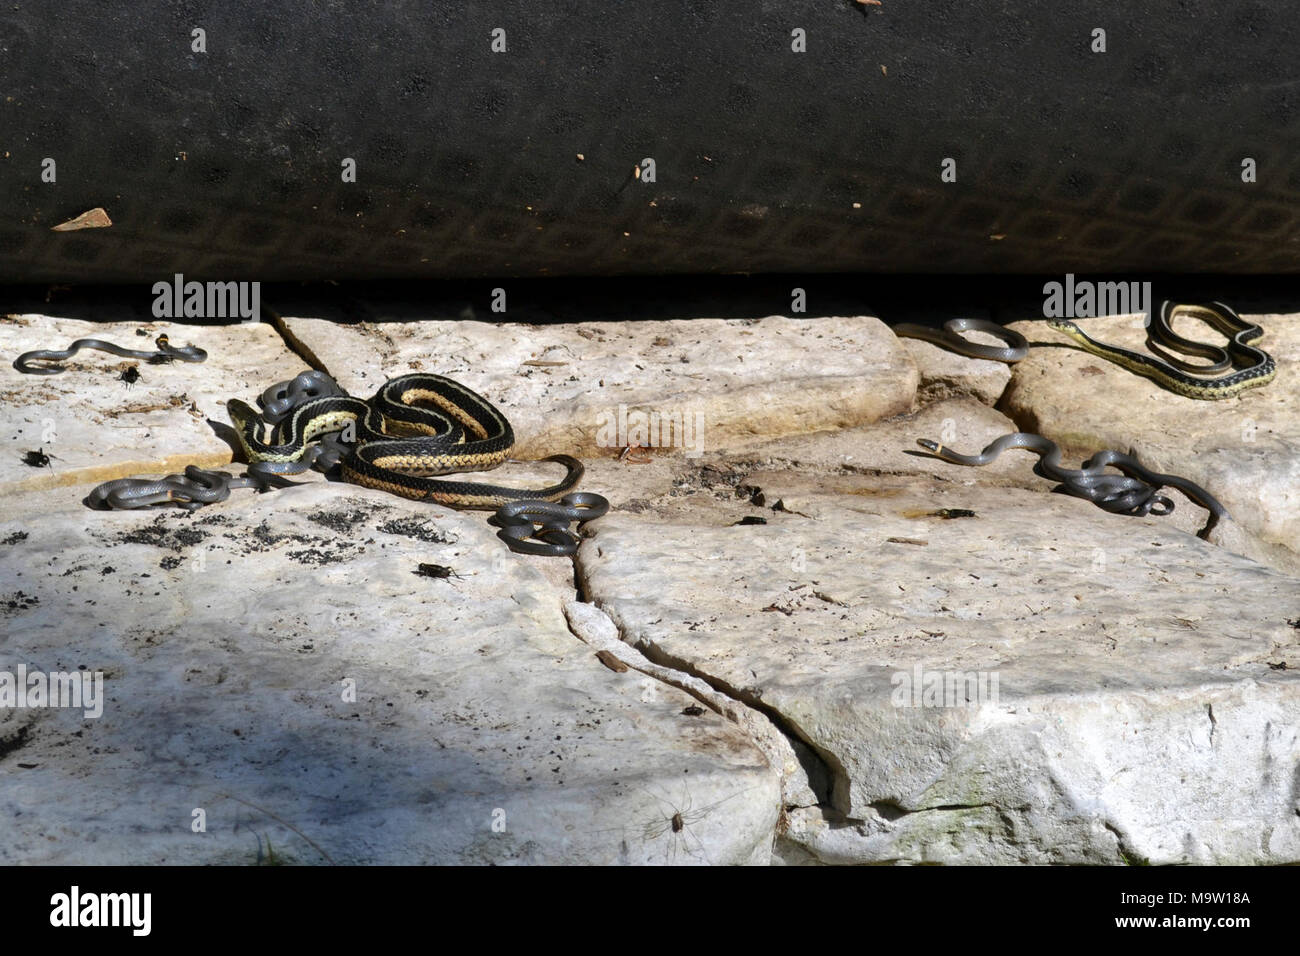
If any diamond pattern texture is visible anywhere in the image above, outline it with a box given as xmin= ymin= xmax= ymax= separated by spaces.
xmin=2 ymin=1 xmax=1298 ymax=282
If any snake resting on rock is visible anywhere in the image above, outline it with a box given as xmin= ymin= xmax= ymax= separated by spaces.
xmin=915 ymin=432 xmax=1229 ymax=539
xmin=894 ymin=302 xmax=1275 ymax=400
xmin=14 ymin=334 xmax=208 ymax=374
xmin=227 ymin=372 xmax=585 ymax=508
xmin=86 ymin=370 xmax=608 ymax=556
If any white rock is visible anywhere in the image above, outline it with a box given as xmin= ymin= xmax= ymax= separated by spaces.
xmin=577 ymin=480 xmax=1300 ymax=865
xmin=0 ymin=482 xmax=779 ymax=864
xmin=1 ymin=314 xmax=304 ymax=493
xmin=279 ymin=314 xmax=918 ymax=458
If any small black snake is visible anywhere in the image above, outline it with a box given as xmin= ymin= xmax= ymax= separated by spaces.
xmin=915 ymin=432 xmax=1229 ymax=539
xmin=14 ymin=335 xmax=208 ymax=374
xmin=892 ymin=318 xmax=1030 ymax=362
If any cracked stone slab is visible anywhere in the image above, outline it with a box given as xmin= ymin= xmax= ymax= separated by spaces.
xmin=569 ymin=398 xmax=1026 ymax=525
xmin=572 ymin=396 xmax=1298 ymax=576
xmin=1 ymin=314 xmax=304 ymax=494
xmin=277 ymin=314 xmax=918 ymax=458
xmin=0 ymin=481 xmax=779 ymax=864
xmin=577 ymin=479 xmax=1300 ymax=865
xmin=563 ymin=600 xmax=825 ymax=810
xmin=1003 ymin=314 xmax=1300 ymax=557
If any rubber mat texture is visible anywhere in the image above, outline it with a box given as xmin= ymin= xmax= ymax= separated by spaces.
xmin=1 ymin=0 xmax=1297 ymax=281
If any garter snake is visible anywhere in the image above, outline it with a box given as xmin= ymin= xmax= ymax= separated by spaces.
xmin=228 ymin=372 xmax=584 ymax=508
xmin=1048 ymin=301 xmax=1275 ymax=400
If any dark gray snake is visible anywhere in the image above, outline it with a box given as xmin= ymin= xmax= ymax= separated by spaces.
xmin=892 ymin=319 xmax=1029 ymax=362
xmin=915 ymin=432 xmax=1229 ymax=539
xmin=490 ymin=494 xmax=610 ymax=556
xmin=14 ymin=335 xmax=208 ymax=374
xmin=85 ymin=465 xmax=292 ymax=512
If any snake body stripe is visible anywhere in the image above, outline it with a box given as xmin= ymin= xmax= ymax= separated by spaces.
xmin=229 ymin=372 xmax=579 ymax=508
xmin=1048 ymin=301 xmax=1275 ymax=400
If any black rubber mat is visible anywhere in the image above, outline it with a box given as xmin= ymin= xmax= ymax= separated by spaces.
xmin=2 ymin=1 xmax=1297 ymax=282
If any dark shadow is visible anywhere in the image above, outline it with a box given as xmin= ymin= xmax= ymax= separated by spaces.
xmin=7 ymin=274 xmax=1300 ymax=330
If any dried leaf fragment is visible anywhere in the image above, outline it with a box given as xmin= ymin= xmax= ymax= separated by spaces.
xmin=51 ymin=207 xmax=112 ymax=231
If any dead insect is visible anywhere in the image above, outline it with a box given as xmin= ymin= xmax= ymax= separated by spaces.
xmin=119 ymin=366 xmax=141 ymax=387
xmin=21 ymin=448 xmax=55 ymax=470
xmin=681 ymin=705 xmax=705 ymax=717
xmin=1268 ymin=661 xmax=1288 ymax=670
xmin=414 ymin=563 xmax=461 ymax=579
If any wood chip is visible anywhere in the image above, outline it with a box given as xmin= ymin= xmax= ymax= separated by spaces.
xmin=51 ymin=207 xmax=112 ymax=231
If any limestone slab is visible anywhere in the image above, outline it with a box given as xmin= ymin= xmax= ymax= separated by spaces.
xmin=1003 ymin=314 xmax=1300 ymax=556
xmin=1 ymin=313 xmax=304 ymax=494
xmin=278 ymin=314 xmax=918 ymax=458
xmin=577 ymin=479 xmax=1300 ymax=865
xmin=0 ymin=482 xmax=779 ymax=864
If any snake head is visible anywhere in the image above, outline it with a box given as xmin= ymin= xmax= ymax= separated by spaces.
xmin=915 ymin=439 xmax=941 ymax=454
xmin=225 ymin=399 xmax=261 ymax=429
xmin=1045 ymin=319 xmax=1080 ymax=333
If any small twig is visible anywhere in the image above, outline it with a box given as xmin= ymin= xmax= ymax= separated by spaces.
xmin=212 ymin=791 xmax=336 ymax=865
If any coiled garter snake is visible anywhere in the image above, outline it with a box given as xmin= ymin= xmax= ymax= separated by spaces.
xmin=89 ymin=371 xmax=607 ymax=555
xmin=227 ymin=372 xmax=584 ymax=508
xmin=1047 ymin=301 xmax=1275 ymax=400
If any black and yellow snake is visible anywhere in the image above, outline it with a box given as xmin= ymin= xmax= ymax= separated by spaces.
xmin=227 ymin=373 xmax=583 ymax=508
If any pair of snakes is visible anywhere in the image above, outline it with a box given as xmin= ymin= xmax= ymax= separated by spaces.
xmin=893 ymin=301 xmax=1275 ymax=400
xmin=895 ymin=303 xmax=1265 ymax=534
